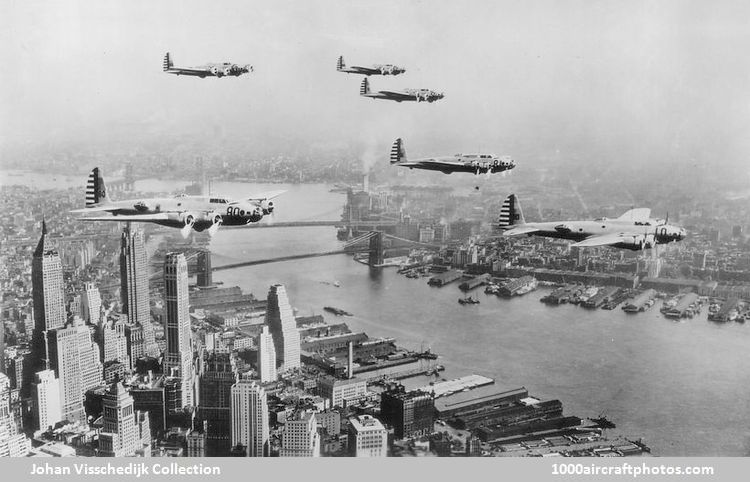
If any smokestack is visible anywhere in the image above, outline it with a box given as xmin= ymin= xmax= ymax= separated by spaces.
xmin=363 ymin=173 xmax=369 ymax=193
xmin=348 ymin=341 xmax=354 ymax=379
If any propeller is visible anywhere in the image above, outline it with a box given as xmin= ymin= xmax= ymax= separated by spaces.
xmin=180 ymin=223 xmax=192 ymax=239
xmin=207 ymin=212 xmax=223 ymax=237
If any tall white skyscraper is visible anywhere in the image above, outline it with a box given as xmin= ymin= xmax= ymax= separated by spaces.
xmin=280 ymin=410 xmax=320 ymax=457
xmin=163 ymin=253 xmax=194 ymax=408
xmin=33 ymin=369 xmax=62 ymax=431
xmin=230 ymin=377 xmax=269 ymax=457
xmin=265 ymin=284 xmax=300 ymax=372
xmin=257 ymin=326 xmax=277 ymax=383
xmin=81 ymin=282 xmax=102 ymax=326
xmin=54 ymin=326 xmax=86 ymax=424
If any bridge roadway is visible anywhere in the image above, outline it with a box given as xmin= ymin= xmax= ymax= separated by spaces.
xmin=211 ymin=248 xmax=369 ymax=271
xmin=225 ymin=220 xmax=398 ymax=229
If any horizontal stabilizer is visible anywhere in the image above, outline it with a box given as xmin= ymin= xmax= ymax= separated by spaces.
xmin=245 ymin=190 xmax=286 ymax=202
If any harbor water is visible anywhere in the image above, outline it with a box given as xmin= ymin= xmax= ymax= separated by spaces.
xmin=6 ymin=172 xmax=750 ymax=456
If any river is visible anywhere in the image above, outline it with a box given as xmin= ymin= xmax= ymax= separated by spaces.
xmin=6 ymin=172 xmax=750 ymax=456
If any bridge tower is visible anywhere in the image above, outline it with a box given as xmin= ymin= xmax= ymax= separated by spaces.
xmin=124 ymin=163 xmax=135 ymax=191
xmin=368 ymin=231 xmax=384 ymax=267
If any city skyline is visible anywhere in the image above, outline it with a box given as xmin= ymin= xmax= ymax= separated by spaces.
xmin=3 ymin=0 xmax=750 ymax=468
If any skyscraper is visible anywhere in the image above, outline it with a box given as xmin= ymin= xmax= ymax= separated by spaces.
xmin=98 ymin=381 xmax=151 ymax=457
xmin=257 ymin=326 xmax=277 ymax=383
xmin=33 ymin=369 xmax=62 ymax=431
xmin=196 ymin=351 xmax=235 ymax=456
xmin=163 ymin=253 xmax=194 ymax=408
xmin=265 ymin=284 xmax=300 ymax=372
xmin=81 ymin=282 xmax=102 ymax=326
xmin=120 ymin=226 xmax=158 ymax=357
xmin=230 ymin=377 xmax=268 ymax=457
xmin=280 ymin=410 xmax=320 ymax=457
xmin=103 ymin=317 xmax=130 ymax=368
xmin=52 ymin=324 xmax=87 ymax=424
xmin=27 ymin=220 xmax=65 ymax=395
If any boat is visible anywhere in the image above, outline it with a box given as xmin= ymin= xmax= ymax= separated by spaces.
xmin=333 ymin=280 xmax=341 ymax=287
xmin=323 ymin=306 xmax=352 ymax=316
xmin=458 ymin=296 xmax=480 ymax=305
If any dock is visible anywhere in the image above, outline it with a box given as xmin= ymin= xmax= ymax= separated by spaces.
xmin=428 ymin=270 xmax=463 ymax=287
xmin=664 ymin=292 xmax=700 ymax=318
xmin=709 ymin=297 xmax=741 ymax=322
xmin=459 ymin=273 xmax=491 ymax=291
xmin=582 ymin=286 xmax=619 ymax=309
xmin=621 ymin=289 xmax=657 ymax=313
xmin=414 ymin=374 xmax=494 ymax=398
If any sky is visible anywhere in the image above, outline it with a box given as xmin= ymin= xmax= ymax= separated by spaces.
xmin=2 ymin=0 xmax=750 ymax=171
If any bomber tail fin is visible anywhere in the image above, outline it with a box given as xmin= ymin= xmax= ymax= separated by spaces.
xmin=360 ymin=77 xmax=370 ymax=96
xmin=337 ymin=56 xmax=345 ymax=71
xmin=85 ymin=167 xmax=111 ymax=207
xmin=497 ymin=194 xmax=525 ymax=228
xmin=163 ymin=52 xmax=173 ymax=71
xmin=390 ymin=138 xmax=406 ymax=164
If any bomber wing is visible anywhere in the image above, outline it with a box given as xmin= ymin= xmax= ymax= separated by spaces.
xmin=570 ymin=233 xmax=636 ymax=248
xmin=503 ymin=226 xmax=540 ymax=236
xmin=76 ymin=214 xmax=172 ymax=222
xmin=165 ymin=67 xmax=211 ymax=76
xmin=378 ymin=90 xmax=417 ymax=101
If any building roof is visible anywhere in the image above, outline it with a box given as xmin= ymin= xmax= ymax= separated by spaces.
xmin=434 ymin=386 xmax=528 ymax=414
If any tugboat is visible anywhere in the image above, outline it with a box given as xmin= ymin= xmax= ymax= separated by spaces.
xmin=588 ymin=412 xmax=616 ymax=429
xmin=458 ymin=296 xmax=480 ymax=305
xmin=323 ymin=306 xmax=353 ymax=316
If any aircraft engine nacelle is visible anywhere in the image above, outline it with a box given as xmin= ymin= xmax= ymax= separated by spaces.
xmin=210 ymin=66 xmax=220 ymax=76
xmin=247 ymin=206 xmax=263 ymax=222
xmin=223 ymin=67 xmax=232 ymax=76
xmin=209 ymin=211 xmax=223 ymax=225
xmin=181 ymin=211 xmax=198 ymax=227
xmin=260 ymin=200 xmax=274 ymax=215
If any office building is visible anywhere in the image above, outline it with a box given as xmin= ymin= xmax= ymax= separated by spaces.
xmin=196 ymin=352 xmax=235 ymax=456
xmin=317 ymin=376 xmax=367 ymax=408
xmin=380 ymin=385 xmax=434 ymax=439
xmin=98 ymin=381 xmax=151 ymax=457
xmin=163 ymin=253 xmax=194 ymax=408
xmin=27 ymin=221 xmax=66 ymax=396
xmin=230 ymin=377 xmax=268 ymax=457
xmin=120 ymin=226 xmax=158 ymax=357
xmin=280 ymin=410 xmax=320 ymax=457
xmin=257 ymin=326 xmax=277 ymax=383
xmin=103 ymin=317 xmax=130 ymax=367
xmin=81 ymin=282 xmax=102 ymax=326
xmin=348 ymin=415 xmax=387 ymax=457
xmin=265 ymin=284 xmax=300 ymax=372
xmin=33 ymin=369 xmax=62 ymax=432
